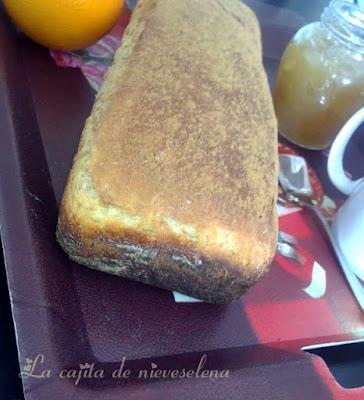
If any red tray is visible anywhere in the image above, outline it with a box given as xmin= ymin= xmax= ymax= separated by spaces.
xmin=1 ymin=1 xmax=364 ymax=399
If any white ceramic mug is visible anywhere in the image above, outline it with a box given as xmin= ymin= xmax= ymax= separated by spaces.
xmin=328 ymin=107 xmax=364 ymax=281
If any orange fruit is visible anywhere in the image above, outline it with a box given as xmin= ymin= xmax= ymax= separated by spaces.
xmin=3 ymin=0 xmax=124 ymax=51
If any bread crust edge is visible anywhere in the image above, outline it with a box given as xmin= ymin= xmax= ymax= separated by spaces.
xmin=56 ymin=213 xmax=276 ymax=304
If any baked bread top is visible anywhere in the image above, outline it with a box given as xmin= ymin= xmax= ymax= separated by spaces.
xmin=58 ymin=0 xmax=278 ymax=302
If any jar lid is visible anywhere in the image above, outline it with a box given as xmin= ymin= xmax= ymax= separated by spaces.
xmin=322 ymin=0 xmax=364 ymax=50
xmin=335 ymin=0 xmax=364 ymax=33
xmin=329 ymin=0 xmax=364 ymax=37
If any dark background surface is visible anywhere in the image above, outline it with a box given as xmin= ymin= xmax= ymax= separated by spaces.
xmin=0 ymin=239 xmax=24 ymax=400
xmin=1 ymin=0 xmax=364 ymax=399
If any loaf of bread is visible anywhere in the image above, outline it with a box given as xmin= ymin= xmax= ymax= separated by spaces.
xmin=57 ymin=0 xmax=278 ymax=303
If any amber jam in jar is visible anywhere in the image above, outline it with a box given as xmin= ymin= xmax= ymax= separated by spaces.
xmin=274 ymin=0 xmax=364 ymax=149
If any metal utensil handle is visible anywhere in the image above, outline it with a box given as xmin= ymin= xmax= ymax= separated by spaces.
xmin=307 ymin=203 xmax=364 ymax=311
xmin=278 ymin=231 xmax=298 ymax=246
xmin=277 ymin=242 xmax=305 ymax=265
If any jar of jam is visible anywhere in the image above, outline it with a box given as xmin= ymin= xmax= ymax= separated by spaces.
xmin=274 ymin=0 xmax=364 ymax=149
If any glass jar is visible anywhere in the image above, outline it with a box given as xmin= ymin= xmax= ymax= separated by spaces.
xmin=274 ymin=0 xmax=364 ymax=149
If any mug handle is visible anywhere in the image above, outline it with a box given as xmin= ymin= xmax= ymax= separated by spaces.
xmin=328 ymin=107 xmax=364 ymax=196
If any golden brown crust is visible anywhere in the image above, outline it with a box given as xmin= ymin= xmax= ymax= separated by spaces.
xmin=57 ymin=0 xmax=278 ymax=303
